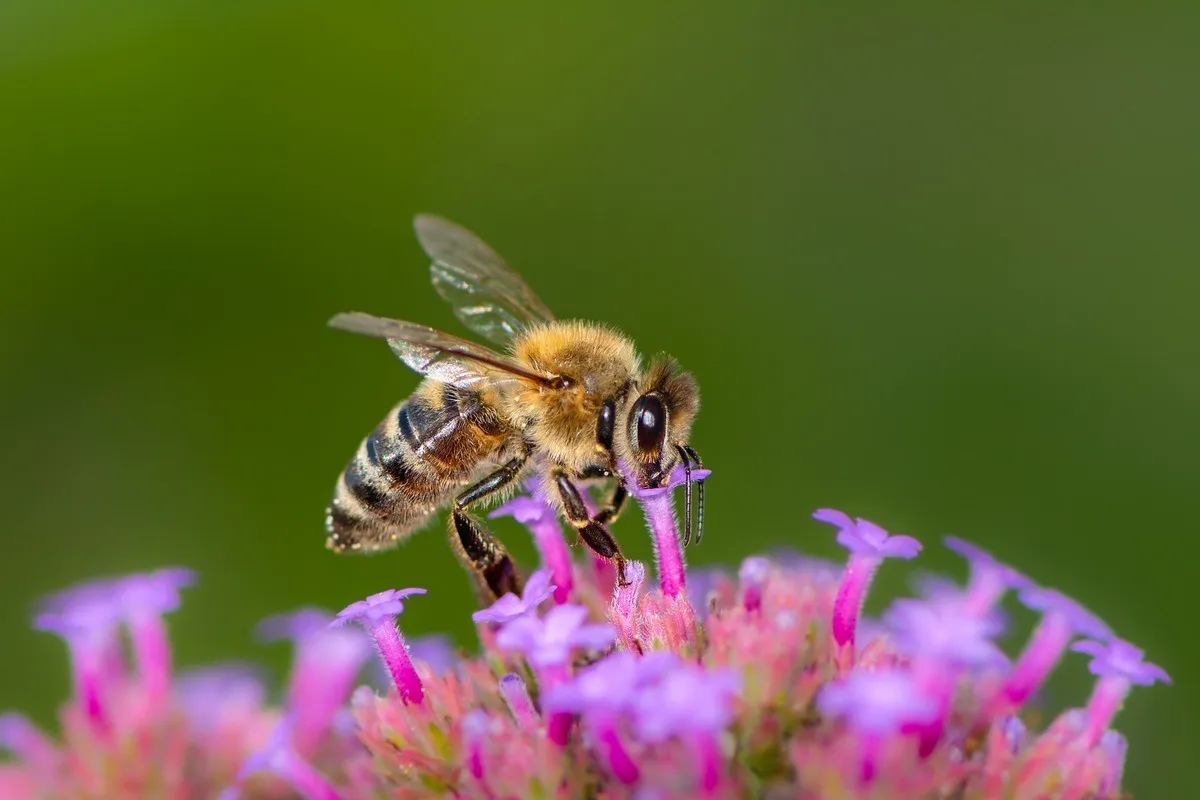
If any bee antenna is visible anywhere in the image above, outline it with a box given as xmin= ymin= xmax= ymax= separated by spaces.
xmin=677 ymin=444 xmax=694 ymax=547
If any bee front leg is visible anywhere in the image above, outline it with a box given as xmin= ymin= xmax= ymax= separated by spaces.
xmin=593 ymin=484 xmax=628 ymax=526
xmin=552 ymin=467 xmax=629 ymax=586
xmin=451 ymin=454 xmax=529 ymax=602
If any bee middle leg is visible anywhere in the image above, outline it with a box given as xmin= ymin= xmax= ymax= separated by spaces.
xmin=552 ymin=467 xmax=629 ymax=585
xmin=450 ymin=454 xmax=528 ymax=602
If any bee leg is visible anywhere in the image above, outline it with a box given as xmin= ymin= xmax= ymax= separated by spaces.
xmin=451 ymin=455 xmax=529 ymax=601
xmin=553 ymin=468 xmax=629 ymax=586
xmin=593 ymin=484 xmax=628 ymax=525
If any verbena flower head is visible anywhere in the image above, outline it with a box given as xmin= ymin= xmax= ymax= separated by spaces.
xmin=3 ymin=470 xmax=1169 ymax=799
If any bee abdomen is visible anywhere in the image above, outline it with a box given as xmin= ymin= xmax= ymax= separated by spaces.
xmin=326 ymin=385 xmax=508 ymax=553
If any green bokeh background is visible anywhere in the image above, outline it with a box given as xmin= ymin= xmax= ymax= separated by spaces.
xmin=2 ymin=3 xmax=1197 ymax=795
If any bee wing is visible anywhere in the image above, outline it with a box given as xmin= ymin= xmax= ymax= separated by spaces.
xmin=329 ymin=312 xmax=560 ymax=390
xmin=414 ymin=214 xmax=557 ymax=346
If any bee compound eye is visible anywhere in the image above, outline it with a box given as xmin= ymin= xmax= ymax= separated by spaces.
xmin=633 ymin=394 xmax=666 ymax=453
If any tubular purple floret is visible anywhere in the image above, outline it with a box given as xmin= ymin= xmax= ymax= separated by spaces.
xmin=738 ymin=556 xmax=771 ymax=613
xmin=942 ymin=536 xmax=1031 ymax=616
xmin=494 ymin=603 xmax=615 ymax=669
xmin=472 ymin=569 xmax=555 ymax=625
xmin=491 ymin=488 xmax=575 ymax=604
xmin=332 ymin=589 xmax=428 ymax=705
xmin=818 ymin=669 xmax=940 ymax=784
xmin=622 ymin=462 xmax=712 ymax=598
xmin=1071 ymin=637 xmax=1170 ymax=746
xmin=611 ymin=560 xmax=646 ymax=652
xmin=259 ymin=607 xmax=372 ymax=753
xmin=988 ymin=587 xmax=1112 ymax=715
xmin=0 ymin=713 xmax=55 ymax=767
xmin=815 ymin=509 xmax=922 ymax=650
xmin=175 ymin=665 xmax=267 ymax=734
xmin=33 ymin=587 xmax=127 ymax=728
xmin=498 ymin=673 xmax=538 ymax=727
xmin=219 ymin=715 xmax=344 ymax=800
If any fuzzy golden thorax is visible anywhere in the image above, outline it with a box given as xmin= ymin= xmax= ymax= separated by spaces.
xmin=506 ymin=321 xmax=642 ymax=473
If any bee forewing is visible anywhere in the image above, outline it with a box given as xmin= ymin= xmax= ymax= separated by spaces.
xmin=414 ymin=214 xmax=556 ymax=346
xmin=329 ymin=311 xmax=559 ymax=388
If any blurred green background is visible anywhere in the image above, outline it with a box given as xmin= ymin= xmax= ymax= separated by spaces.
xmin=2 ymin=2 xmax=1197 ymax=795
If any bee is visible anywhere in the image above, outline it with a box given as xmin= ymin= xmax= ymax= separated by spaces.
xmin=325 ymin=215 xmax=705 ymax=601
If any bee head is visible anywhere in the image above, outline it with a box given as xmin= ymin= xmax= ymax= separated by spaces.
xmin=622 ymin=356 xmax=699 ymax=489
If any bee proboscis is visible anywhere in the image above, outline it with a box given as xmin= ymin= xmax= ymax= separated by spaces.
xmin=326 ymin=215 xmax=704 ymax=600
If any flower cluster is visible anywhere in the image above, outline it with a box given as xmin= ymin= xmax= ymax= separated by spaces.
xmin=1 ymin=467 xmax=1169 ymax=799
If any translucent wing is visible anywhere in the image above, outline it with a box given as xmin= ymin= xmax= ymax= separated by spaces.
xmin=329 ymin=312 xmax=560 ymax=390
xmin=414 ymin=214 xmax=556 ymax=346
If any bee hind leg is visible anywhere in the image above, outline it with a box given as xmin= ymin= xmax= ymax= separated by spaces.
xmin=553 ymin=468 xmax=629 ymax=586
xmin=450 ymin=454 xmax=529 ymax=601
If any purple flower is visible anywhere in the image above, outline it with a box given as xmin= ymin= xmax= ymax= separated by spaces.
xmin=630 ymin=663 xmax=740 ymax=743
xmin=495 ymin=604 xmax=615 ymax=668
xmin=492 ymin=489 xmax=575 ymax=604
xmin=33 ymin=569 xmax=195 ymax=724
xmin=175 ymin=664 xmax=266 ymax=734
xmin=218 ymin=716 xmax=341 ymax=800
xmin=817 ymin=510 xmax=922 ymax=559
xmin=820 ymin=669 xmax=939 ymax=735
xmin=884 ymin=598 xmax=1006 ymax=669
xmin=498 ymin=673 xmax=537 ymax=727
xmin=472 ymin=569 xmax=555 ymax=624
xmin=815 ymin=509 xmax=921 ymax=649
xmin=738 ymin=556 xmax=771 ymax=613
xmin=943 ymin=536 xmax=1031 ymax=616
xmin=619 ymin=460 xmax=712 ymax=599
xmin=989 ymin=586 xmax=1112 ymax=713
xmin=1020 ymin=587 xmax=1111 ymax=641
xmin=333 ymin=588 xmax=428 ymax=705
xmin=819 ymin=669 xmax=939 ymax=783
xmin=1072 ymin=638 xmax=1170 ymax=747
xmin=333 ymin=588 xmax=426 ymax=627
xmin=259 ymin=608 xmax=372 ymax=753
xmin=1073 ymin=638 xmax=1171 ymax=686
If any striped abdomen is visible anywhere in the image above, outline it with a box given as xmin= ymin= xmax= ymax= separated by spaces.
xmin=326 ymin=380 xmax=513 ymax=553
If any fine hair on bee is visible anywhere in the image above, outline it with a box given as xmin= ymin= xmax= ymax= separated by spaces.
xmin=324 ymin=214 xmax=705 ymax=602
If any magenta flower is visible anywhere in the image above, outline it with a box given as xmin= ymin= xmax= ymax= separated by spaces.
xmin=991 ymin=586 xmax=1111 ymax=711
xmin=494 ymin=603 xmax=615 ymax=668
xmin=942 ymin=535 xmax=1032 ymax=616
xmin=621 ymin=461 xmax=712 ymax=599
xmin=471 ymin=567 xmax=555 ymax=624
xmin=884 ymin=597 xmax=1007 ymax=669
xmin=815 ymin=509 xmax=921 ymax=650
xmin=2 ymin=506 xmax=1167 ymax=799
xmin=216 ymin=716 xmax=341 ymax=800
xmin=1073 ymin=637 xmax=1171 ymax=746
xmin=491 ymin=486 xmax=575 ymax=603
xmin=259 ymin=607 xmax=371 ymax=754
xmin=819 ymin=669 xmax=939 ymax=782
xmin=737 ymin=556 xmax=771 ymax=613
xmin=332 ymin=588 xmax=427 ymax=704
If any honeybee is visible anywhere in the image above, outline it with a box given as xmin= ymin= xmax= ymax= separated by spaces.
xmin=326 ymin=215 xmax=705 ymax=600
